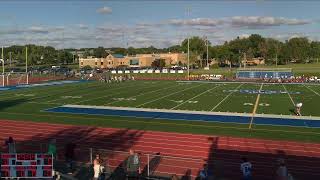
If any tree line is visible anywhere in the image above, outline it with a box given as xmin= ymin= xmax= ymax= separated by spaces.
xmin=2 ymin=34 xmax=320 ymax=67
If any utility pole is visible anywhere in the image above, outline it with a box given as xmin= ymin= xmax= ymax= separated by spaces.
xmin=186 ymin=7 xmax=191 ymax=80
xmin=9 ymin=52 xmax=12 ymax=67
xmin=1 ymin=46 xmax=4 ymax=87
xmin=206 ymin=36 xmax=209 ymax=68
xmin=26 ymin=46 xmax=28 ymax=84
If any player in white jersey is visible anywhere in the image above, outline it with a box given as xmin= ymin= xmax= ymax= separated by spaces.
xmin=240 ymin=157 xmax=252 ymax=180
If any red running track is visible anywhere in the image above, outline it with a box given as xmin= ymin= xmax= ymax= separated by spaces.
xmin=0 ymin=119 xmax=320 ymax=180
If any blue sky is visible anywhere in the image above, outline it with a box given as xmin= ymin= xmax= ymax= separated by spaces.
xmin=0 ymin=0 xmax=319 ymax=49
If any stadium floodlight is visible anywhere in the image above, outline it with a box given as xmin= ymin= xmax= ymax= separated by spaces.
xmin=1 ymin=46 xmax=4 ymax=86
xmin=0 ymin=59 xmax=4 ymax=87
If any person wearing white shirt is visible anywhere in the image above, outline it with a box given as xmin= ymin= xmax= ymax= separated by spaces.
xmin=240 ymin=157 xmax=252 ymax=180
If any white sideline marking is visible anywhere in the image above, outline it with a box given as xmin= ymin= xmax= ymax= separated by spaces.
xmin=304 ymin=84 xmax=320 ymax=97
xmin=136 ymin=84 xmax=203 ymax=108
xmin=282 ymin=84 xmax=295 ymax=106
xmin=171 ymin=85 xmax=220 ymax=110
xmin=210 ymin=83 xmax=244 ymax=111
xmin=106 ymin=83 xmax=180 ymax=105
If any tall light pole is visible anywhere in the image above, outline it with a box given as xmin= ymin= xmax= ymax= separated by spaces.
xmin=206 ymin=36 xmax=209 ymax=68
xmin=186 ymin=7 xmax=191 ymax=80
xmin=1 ymin=46 xmax=4 ymax=86
xmin=26 ymin=46 xmax=28 ymax=84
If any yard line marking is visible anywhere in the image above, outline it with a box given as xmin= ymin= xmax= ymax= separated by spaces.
xmin=249 ymin=83 xmax=264 ymax=129
xmin=106 ymin=83 xmax=180 ymax=105
xmin=136 ymin=84 xmax=203 ymax=108
xmin=303 ymin=84 xmax=320 ymax=97
xmin=210 ymin=83 xmax=244 ymax=111
xmin=71 ymin=83 xmax=145 ymax=104
xmin=171 ymin=85 xmax=220 ymax=110
xmin=282 ymin=84 xmax=295 ymax=106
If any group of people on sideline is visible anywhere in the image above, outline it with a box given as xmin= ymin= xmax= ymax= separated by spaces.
xmin=3 ymin=137 xmax=294 ymax=180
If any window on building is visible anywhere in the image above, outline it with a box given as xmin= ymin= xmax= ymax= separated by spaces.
xmin=101 ymin=62 xmax=103 ymax=65
xmin=95 ymin=62 xmax=97 ymax=65
xmin=108 ymin=62 xmax=111 ymax=65
xmin=81 ymin=62 xmax=83 ymax=65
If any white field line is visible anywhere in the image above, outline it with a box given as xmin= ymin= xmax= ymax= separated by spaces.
xmin=71 ymin=83 xmax=148 ymax=104
xmin=304 ymin=84 xmax=320 ymax=97
xmin=0 ymin=82 xmax=96 ymax=101
xmin=249 ymin=83 xmax=264 ymax=129
xmin=282 ymin=84 xmax=295 ymax=106
xmin=210 ymin=83 xmax=244 ymax=111
xmin=135 ymin=84 xmax=203 ymax=108
xmin=106 ymin=83 xmax=180 ymax=105
xmin=171 ymin=85 xmax=220 ymax=110
xmin=26 ymin=101 xmax=61 ymax=105
xmin=63 ymin=104 xmax=320 ymax=120
xmin=46 ymin=84 xmax=117 ymax=103
xmin=1 ymin=126 xmax=320 ymax=156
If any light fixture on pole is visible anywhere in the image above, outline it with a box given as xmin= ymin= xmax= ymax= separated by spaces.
xmin=25 ymin=46 xmax=28 ymax=84
xmin=1 ymin=46 xmax=4 ymax=87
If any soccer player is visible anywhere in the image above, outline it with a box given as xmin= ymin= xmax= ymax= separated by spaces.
xmin=240 ymin=157 xmax=252 ymax=180
xmin=295 ymin=102 xmax=302 ymax=116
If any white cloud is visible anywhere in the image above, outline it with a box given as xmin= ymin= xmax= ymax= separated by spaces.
xmin=29 ymin=26 xmax=49 ymax=33
xmin=96 ymin=6 xmax=112 ymax=14
xmin=230 ymin=16 xmax=311 ymax=27
xmin=166 ymin=16 xmax=311 ymax=29
xmin=168 ymin=18 xmax=224 ymax=27
xmin=77 ymin=24 xmax=89 ymax=29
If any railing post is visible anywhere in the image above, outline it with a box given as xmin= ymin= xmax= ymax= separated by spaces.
xmin=147 ymin=154 xmax=150 ymax=177
xmin=90 ymin=148 xmax=93 ymax=164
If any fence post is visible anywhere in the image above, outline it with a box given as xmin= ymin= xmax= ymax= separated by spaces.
xmin=147 ymin=154 xmax=150 ymax=177
xmin=90 ymin=148 xmax=93 ymax=164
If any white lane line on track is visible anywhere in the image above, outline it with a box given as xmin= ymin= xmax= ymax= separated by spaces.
xmin=210 ymin=83 xmax=244 ymax=111
xmin=135 ymin=83 xmax=203 ymax=108
xmin=171 ymin=85 xmax=220 ymax=110
xmin=1 ymin=127 xmax=320 ymax=157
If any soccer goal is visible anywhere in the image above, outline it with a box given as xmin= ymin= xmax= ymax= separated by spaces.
xmin=236 ymin=68 xmax=293 ymax=79
xmin=5 ymin=72 xmax=28 ymax=86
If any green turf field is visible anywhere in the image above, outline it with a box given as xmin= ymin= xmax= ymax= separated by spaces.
xmin=1 ymin=80 xmax=320 ymax=143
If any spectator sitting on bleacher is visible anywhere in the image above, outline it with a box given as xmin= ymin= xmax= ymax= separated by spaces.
xmin=171 ymin=174 xmax=180 ymax=180
xmin=276 ymin=159 xmax=293 ymax=180
xmin=126 ymin=149 xmax=141 ymax=180
xmin=5 ymin=136 xmax=16 ymax=153
xmin=199 ymin=164 xmax=214 ymax=180
xmin=65 ymin=142 xmax=76 ymax=174
xmin=240 ymin=157 xmax=252 ymax=180
xmin=48 ymin=139 xmax=57 ymax=159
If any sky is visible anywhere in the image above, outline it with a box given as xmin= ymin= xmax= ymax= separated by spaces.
xmin=0 ymin=0 xmax=320 ymax=49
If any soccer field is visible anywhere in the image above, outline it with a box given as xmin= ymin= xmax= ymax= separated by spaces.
xmin=1 ymin=80 xmax=320 ymax=143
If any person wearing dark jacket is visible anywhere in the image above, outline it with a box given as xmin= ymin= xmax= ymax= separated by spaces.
xmin=65 ymin=142 xmax=76 ymax=174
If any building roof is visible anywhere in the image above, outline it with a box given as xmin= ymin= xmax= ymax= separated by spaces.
xmin=112 ymin=54 xmax=125 ymax=58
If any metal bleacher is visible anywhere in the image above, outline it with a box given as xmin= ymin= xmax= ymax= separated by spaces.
xmin=236 ymin=68 xmax=293 ymax=79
